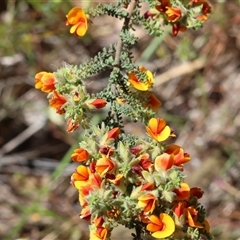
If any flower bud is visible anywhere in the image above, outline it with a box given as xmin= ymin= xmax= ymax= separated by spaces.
xmin=85 ymin=98 xmax=107 ymax=109
xmin=66 ymin=118 xmax=79 ymax=132
xmin=107 ymin=127 xmax=120 ymax=140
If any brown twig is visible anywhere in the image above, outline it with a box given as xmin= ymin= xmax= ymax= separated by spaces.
xmin=111 ymin=0 xmax=138 ymax=125
xmin=114 ymin=0 xmax=138 ymax=67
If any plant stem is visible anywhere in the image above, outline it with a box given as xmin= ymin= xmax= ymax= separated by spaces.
xmin=135 ymin=224 xmax=143 ymax=240
xmin=114 ymin=0 xmax=138 ymax=67
xmin=110 ymin=0 xmax=138 ymax=125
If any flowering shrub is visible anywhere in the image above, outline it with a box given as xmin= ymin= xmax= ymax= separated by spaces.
xmin=35 ymin=0 xmax=212 ymax=239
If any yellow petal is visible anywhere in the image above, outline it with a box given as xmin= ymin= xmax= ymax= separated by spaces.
xmin=152 ymin=213 xmax=175 ymax=238
xmin=76 ymin=23 xmax=88 ymax=36
xmin=138 ymin=201 xmax=146 ymax=208
xmin=70 ymin=24 xmax=78 ymax=34
xmin=148 ymin=118 xmax=158 ymax=133
xmin=35 ymin=81 xmax=42 ymax=89
xmin=129 ymin=78 xmax=148 ymax=91
xmin=156 ymin=125 xmax=171 ymax=142
xmin=145 ymin=70 xmax=154 ymax=85
xmin=74 ymin=180 xmax=87 ymax=189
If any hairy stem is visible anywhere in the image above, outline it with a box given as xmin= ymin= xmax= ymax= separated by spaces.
xmin=110 ymin=0 xmax=138 ymax=125
xmin=114 ymin=0 xmax=138 ymax=67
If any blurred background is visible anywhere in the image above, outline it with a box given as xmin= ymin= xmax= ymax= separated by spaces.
xmin=1 ymin=0 xmax=240 ymax=239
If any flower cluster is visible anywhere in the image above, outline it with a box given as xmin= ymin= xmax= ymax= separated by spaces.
xmin=34 ymin=70 xmax=107 ymax=132
xmin=34 ymin=1 xmax=212 ymax=239
xmin=35 ymin=67 xmax=211 ymax=239
xmin=68 ymin=116 xmax=210 ymax=239
xmin=144 ymin=0 xmax=211 ymax=36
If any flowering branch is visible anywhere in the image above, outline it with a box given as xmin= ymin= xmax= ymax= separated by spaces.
xmin=34 ymin=1 xmax=213 ymax=240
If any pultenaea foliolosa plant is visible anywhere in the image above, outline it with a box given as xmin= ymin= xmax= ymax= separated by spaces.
xmin=35 ymin=0 xmax=212 ymax=239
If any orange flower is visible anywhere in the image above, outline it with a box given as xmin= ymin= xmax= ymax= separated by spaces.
xmin=66 ymin=7 xmax=88 ymax=36
xmin=89 ymin=173 xmax=102 ymax=187
xmin=95 ymin=156 xmax=115 ymax=176
xmin=78 ymin=175 xmax=102 ymax=207
xmin=174 ymin=182 xmax=190 ymax=200
xmin=165 ymin=7 xmax=182 ymax=22
xmin=172 ymin=23 xmax=187 ymax=36
xmin=144 ymin=94 xmax=162 ymax=111
xmin=146 ymin=213 xmax=175 ymax=238
xmin=66 ymin=118 xmax=79 ymax=133
xmin=128 ymin=66 xmax=154 ymax=91
xmin=138 ymin=193 xmax=157 ymax=214
xmin=198 ymin=1 xmax=211 ymax=21
xmin=73 ymin=165 xmax=90 ymax=181
xmin=186 ymin=206 xmax=203 ymax=228
xmin=155 ymin=0 xmax=171 ymax=13
xmin=71 ymin=165 xmax=90 ymax=189
xmin=35 ymin=71 xmax=55 ymax=93
xmin=189 ymin=0 xmax=211 ymax=21
xmin=71 ymin=148 xmax=89 ymax=162
xmin=165 ymin=145 xmax=190 ymax=167
xmin=154 ymin=153 xmax=174 ymax=171
xmin=49 ymin=91 xmax=67 ymax=114
xmin=90 ymin=227 xmax=108 ymax=240
xmin=173 ymin=201 xmax=186 ymax=218
xmin=85 ymin=98 xmax=107 ymax=109
xmin=173 ymin=202 xmax=203 ymax=228
xmin=156 ymin=0 xmax=182 ymax=24
xmin=146 ymin=118 xmax=171 ymax=142
xmin=78 ymin=183 xmax=93 ymax=207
